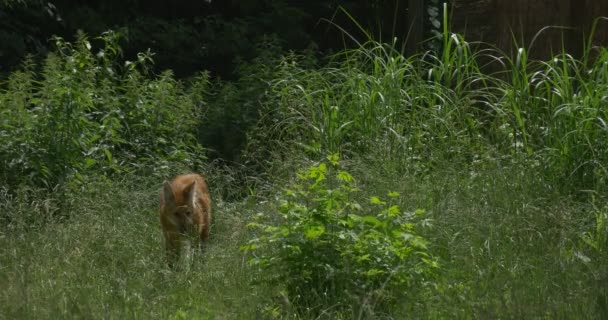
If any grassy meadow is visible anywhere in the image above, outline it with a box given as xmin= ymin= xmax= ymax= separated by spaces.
xmin=1 ymin=23 xmax=608 ymax=319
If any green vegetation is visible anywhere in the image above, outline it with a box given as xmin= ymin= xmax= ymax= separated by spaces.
xmin=0 ymin=176 xmax=257 ymax=319
xmin=0 ymin=31 xmax=207 ymax=191
xmin=1 ymin=15 xmax=608 ymax=320
xmin=243 ymin=155 xmax=436 ymax=318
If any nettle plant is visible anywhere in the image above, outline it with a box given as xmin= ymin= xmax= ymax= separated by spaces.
xmin=242 ymin=154 xmax=437 ymax=316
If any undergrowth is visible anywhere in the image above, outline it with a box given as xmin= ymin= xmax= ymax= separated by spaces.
xmin=1 ymin=12 xmax=608 ymax=319
xmin=0 ymin=31 xmax=207 ymax=193
xmin=242 ymin=154 xmax=437 ymax=318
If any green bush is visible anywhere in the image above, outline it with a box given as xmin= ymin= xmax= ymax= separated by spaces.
xmin=0 ymin=31 xmax=207 ymax=190
xmin=242 ymin=154 xmax=437 ymax=317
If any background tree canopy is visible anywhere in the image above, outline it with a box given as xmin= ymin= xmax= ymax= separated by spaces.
xmin=0 ymin=0 xmax=422 ymax=79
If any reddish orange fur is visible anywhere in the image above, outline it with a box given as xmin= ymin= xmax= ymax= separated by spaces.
xmin=159 ymin=173 xmax=211 ymax=266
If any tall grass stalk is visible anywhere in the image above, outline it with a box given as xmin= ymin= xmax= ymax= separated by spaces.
xmin=250 ymin=8 xmax=608 ymax=194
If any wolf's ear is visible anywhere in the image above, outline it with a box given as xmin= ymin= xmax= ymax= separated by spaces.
xmin=162 ymin=181 xmax=176 ymax=208
xmin=187 ymin=181 xmax=198 ymax=210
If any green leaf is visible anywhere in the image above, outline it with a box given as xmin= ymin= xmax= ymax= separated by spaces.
xmin=307 ymin=163 xmax=327 ymax=182
xmin=104 ymin=149 xmax=113 ymax=163
xmin=337 ymin=170 xmax=353 ymax=182
xmin=83 ymin=158 xmax=97 ymax=169
xmin=240 ymin=243 xmax=258 ymax=252
xmin=305 ymin=225 xmax=325 ymax=239
xmin=388 ymin=191 xmax=400 ymax=198
xmin=348 ymin=213 xmax=362 ymax=221
xmin=364 ymin=268 xmax=384 ymax=277
xmin=279 ymin=226 xmax=290 ymax=236
xmin=245 ymin=222 xmax=262 ymax=229
xmin=370 ymin=196 xmax=386 ymax=205
xmin=410 ymin=237 xmax=428 ymax=249
xmin=88 ymin=134 xmax=101 ymax=143
xmin=357 ymin=254 xmax=371 ymax=262
xmin=327 ymin=153 xmax=340 ymax=166
xmin=317 ymin=162 xmax=327 ymax=173
xmin=362 ymin=215 xmax=384 ymax=227
xmin=387 ymin=205 xmax=400 ymax=217
xmin=399 ymin=232 xmax=414 ymax=241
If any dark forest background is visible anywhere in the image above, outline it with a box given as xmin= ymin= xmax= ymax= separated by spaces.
xmin=3 ymin=0 xmax=607 ymax=80
xmin=0 ymin=0 xmax=425 ymax=79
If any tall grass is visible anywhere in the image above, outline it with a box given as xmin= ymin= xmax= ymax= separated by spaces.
xmin=240 ymin=11 xmax=608 ymax=318
xmin=249 ymin=15 xmax=608 ymax=194
xmin=1 ymin=12 xmax=607 ymax=319
xmin=0 ymin=175 xmax=263 ymax=319
xmin=495 ymin=39 xmax=608 ymax=192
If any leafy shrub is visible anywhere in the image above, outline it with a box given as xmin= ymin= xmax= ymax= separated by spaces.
xmin=242 ymin=154 xmax=437 ymax=317
xmin=0 ymin=31 xmax=207 ymax=191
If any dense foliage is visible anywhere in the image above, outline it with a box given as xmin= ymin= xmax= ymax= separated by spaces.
xmin=243 ymin=155 xmax=436 ymax=317
xmin=0 ymin=2 xmax=607 ymax=319
xmin=0 ymin=32 xmax=207 ymax=191
xmin=248 ymin=40 xmax=608 ymax=194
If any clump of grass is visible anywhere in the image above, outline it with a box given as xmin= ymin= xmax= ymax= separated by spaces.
xmin=492 ymin=30 xmax=608 ymax=192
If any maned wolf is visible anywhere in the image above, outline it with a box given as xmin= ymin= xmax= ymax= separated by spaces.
xmin=160 ymin=173 xmax=212 ymax=267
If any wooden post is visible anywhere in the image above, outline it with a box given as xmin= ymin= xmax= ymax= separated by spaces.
xmin=407 ymin=0 xmax=424 ymax=55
